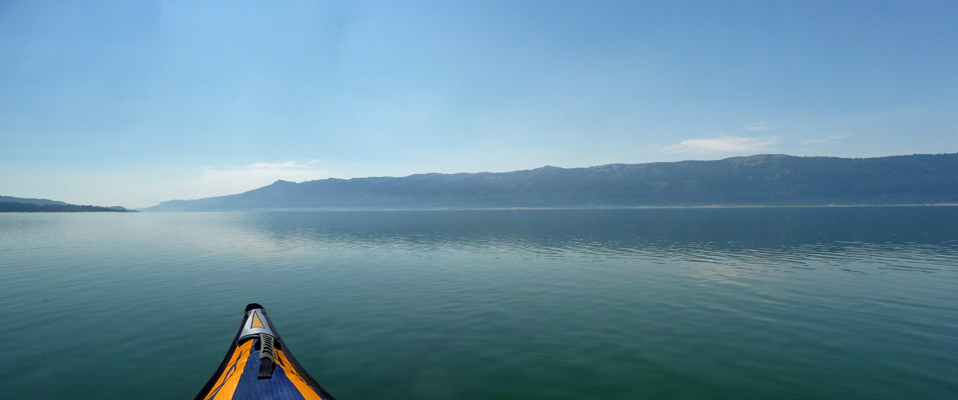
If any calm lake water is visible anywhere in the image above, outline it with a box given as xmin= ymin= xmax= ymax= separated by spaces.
xmin=2 ymin=208 xmax=958 ymax=399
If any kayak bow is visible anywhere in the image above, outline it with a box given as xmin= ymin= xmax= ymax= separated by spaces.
xmin=194 ymin=304 xmax=336 ymax=400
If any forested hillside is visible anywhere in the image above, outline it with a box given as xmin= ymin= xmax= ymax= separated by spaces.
xmin=146 ymin=153 xmax=958 ymax=211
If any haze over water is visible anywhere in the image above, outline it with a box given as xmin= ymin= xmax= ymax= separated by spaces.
xmin=2 ymin=207 xmax=958 ymax=399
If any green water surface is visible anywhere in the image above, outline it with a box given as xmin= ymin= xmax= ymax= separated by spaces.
xmin=2 ymin=208 xmax=957 ymax=399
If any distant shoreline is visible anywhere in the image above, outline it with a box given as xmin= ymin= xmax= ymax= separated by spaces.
xmin=136 ymin=203 xmax=958 ymax=213
xmin=0 ymin=211 xmax=134 ymax=213
xmin=0 ymin=201 xmax=134 ymax=213
xmin=145 ymin=153 xmax=958 ymax=212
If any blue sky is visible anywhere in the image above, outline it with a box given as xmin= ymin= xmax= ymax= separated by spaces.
xmin=2 ymin=1 xmax=957 ymax=208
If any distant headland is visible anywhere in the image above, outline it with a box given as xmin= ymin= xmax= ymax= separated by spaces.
xmin=144 ymin=153 xmax=958 ymax=212
xmin=0 ymin=196 xmax=134 ymax=213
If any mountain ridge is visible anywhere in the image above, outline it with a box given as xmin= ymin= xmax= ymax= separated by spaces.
xmin=0 ymin=195 xmax=71 ymax=206
xmin=144 ymin=153 xmax=958 ymax=212
xmin=0 ymin=195 xmax=134 ymax=212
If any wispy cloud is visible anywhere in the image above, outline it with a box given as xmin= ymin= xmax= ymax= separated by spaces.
xmin=801 ymin=134 xmax=849 ymax=145
xmin=188 ymin=160 xmax=331 ymax=198
xmin=663 ymin=135 xmax=778 ymax=155
xmin=745 ymin=121 xmax=783 ymax=132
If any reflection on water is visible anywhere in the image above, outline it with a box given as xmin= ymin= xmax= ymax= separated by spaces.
xmin=231 ymin=208 xmax=958 ymax=276
xmin=1 ymin=207 xmax=958 ymax=399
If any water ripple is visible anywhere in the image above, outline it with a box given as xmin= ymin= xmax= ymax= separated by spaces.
xmin=2 ymin=208 xmax=958 ymax=399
